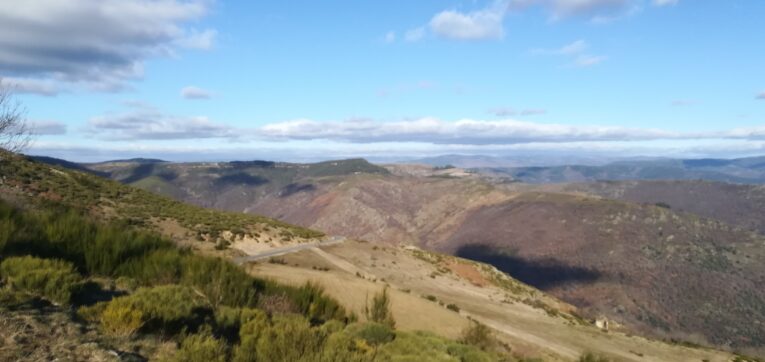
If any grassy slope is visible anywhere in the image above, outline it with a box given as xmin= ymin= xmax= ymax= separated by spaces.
xmin=0 ymin=153 xmax=324 ymax=244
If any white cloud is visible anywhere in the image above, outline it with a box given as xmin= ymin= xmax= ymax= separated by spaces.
xmin=653 ymin=0 xmax=678 ymax=6
xmin=0 ymin=0 xmax=214 ymax=92
xmin=726 ymin=126 xmax=765 ymax=140
xmin=548 ymin=0 xmax=634 ymax=19
xmin=404 ymin=27 xmax=426 ymax=42
xmin=1 ymin=77 xmax=60 ymax=96
xmin=181 ymin=86 xmax=212 ymax=100
xmin=258 ymin=117 xmax=683 ymax=144
xmin=87 ymin=109 xmax=235 ymax=140
xmin=30 ymin=120 xmax=67 ymax=135
xmin=429 ymin=5 xmax=506 ymax=40
xmin=757 ymin=92 xmax=765 ymax=100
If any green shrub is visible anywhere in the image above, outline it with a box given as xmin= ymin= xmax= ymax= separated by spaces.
xmin=347 ymin=322 xmax=396 ymax=346
xmin=446 ymin=303 xmax=460 ymax=312
xmin=0 ymin=256 xmax=82 ymax=305
xmin=179 ymin=255 xmax=260 ymax=309
xmin=235 ymin=314 xmax=328 ymax=362
xmin=459 ymin=321 xmax=495 ymax=352
xmin=215 ymin=306 xmax=267 ymax=340
xmin=365 ymin=287 xmax=395 ymax=328
xmin=103 ymin=285 xmax=209 ymax=334
xmin=272 ymin=281 xmax=348 ymax=323
xmin=170 ymin=331 xmax=229 ymax=362
xmin=321 ymin=332 xmax=375 ymax=361
xmin=100 ymin=302 xmax=144 ymax=337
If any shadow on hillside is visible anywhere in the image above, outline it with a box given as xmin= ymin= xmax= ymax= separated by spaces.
xmin=123 ymin=163 xmax=158 ymax=183
xmin=455 ymin=244 xmax=602 ymax=290
xmin=280 ymin=183 xmax=316 ymax=197
xmin=215 ymin=172 xmax=268 ymax=187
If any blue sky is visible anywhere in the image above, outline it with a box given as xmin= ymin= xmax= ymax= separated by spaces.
xmin=2 ymin=0 xmax=765 ymax=162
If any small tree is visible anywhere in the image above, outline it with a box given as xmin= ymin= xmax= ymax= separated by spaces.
xmin=365 ymin=287 xmax=395 ymax=328
xmin=0 ymin=79 xmax=31 ymax=153
xmin=459 ymin=321 xmax=495 ymax=351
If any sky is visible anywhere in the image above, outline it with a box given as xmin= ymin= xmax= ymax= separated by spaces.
xmin=1 ymin=0 xmax=765 ymax=163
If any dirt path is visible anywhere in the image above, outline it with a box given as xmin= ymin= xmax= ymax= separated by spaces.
xmin=232 ymin=237 xmax=345 ymax=265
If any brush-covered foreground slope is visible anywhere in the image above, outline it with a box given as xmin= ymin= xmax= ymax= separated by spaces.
xmin=84 ymin=158 xmax=765 ymax=355
xmin=0 ymin=196 xmax=515 ymax=362
xmin=0 ymin=152 xmax=323 ymax=251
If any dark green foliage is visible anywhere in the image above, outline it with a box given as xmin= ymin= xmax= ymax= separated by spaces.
xmin=365 ymin=287 xmax=395 ymax=328
xmin=346 ymin=322 xmax=395 ymax=346
xmin=459 ymin=321 xmax=495 ymax=352
xmin=276 ymin=281 xmax=348 ymax=324
xmin=0 ymin=200 xmax=17 ymax=253
xmin=170 ymin=331 xmax=229 ymax=362
xmin=103 ymin=285 xmax=209 ymax=334
xmin=446 ymin=303 xmax=460 ymax=312
xmin=0 ymin=256 xmax=82 ymax=305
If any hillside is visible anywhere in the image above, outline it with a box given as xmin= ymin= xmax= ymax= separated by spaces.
xmin=560 ymin=180 xmax=765 ymax=234
xmin=444 ymin=192 xmax=765 ymax=351
xmin=0 ymin=152 xmax=324 ymax=251
xmin=76 ymin=156 xmax=765 ymax=355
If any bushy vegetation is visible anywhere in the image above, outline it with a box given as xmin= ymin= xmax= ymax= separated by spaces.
xmin=460 ymin=321 xmax=496 ymax=352
xmin=170 ymin=331 xmax=229 ymax=362
xmin=365 ymin=287 xmax=395 ymax=328
xmin=0 ymin=198 xmax=504 ymax=360
xmin=0 ymin=256 xmax=82 ymax=305
xmin=1 ymin=153 xmax=324 ymax=240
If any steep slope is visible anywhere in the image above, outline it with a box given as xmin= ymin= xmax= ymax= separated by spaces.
xmin=443 ymin=192 xmax=765 ymax=351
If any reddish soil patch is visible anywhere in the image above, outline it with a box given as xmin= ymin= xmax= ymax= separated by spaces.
xmin=445 ymin=260 xmax=488 ymax=287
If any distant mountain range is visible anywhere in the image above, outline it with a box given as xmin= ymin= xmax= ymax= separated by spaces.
xmin=474 ymin=156 xmax=765 ymax=184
